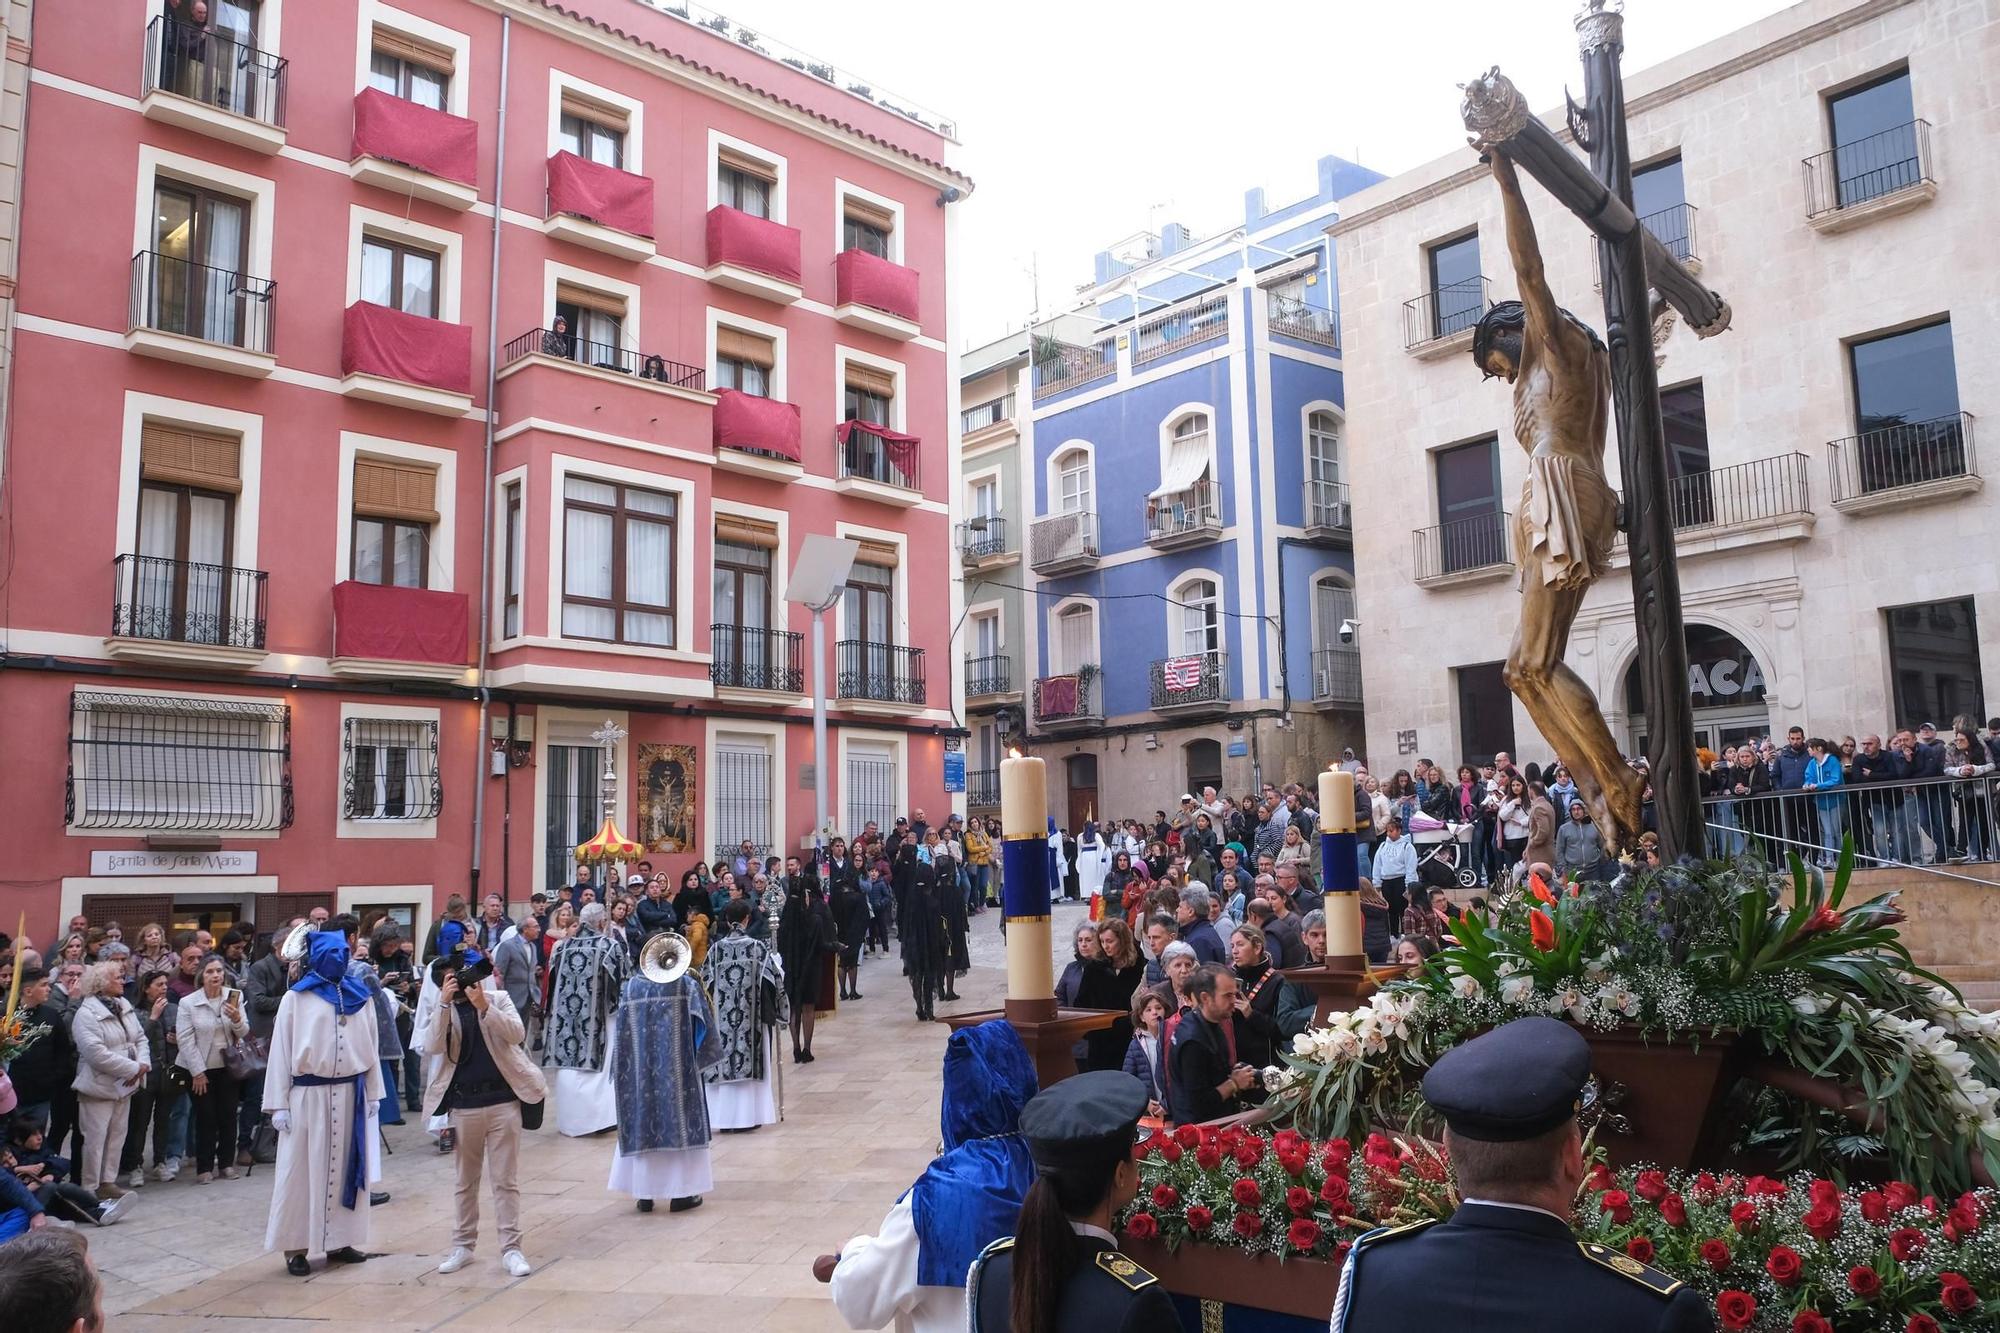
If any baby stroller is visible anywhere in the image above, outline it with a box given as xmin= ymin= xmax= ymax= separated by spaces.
xmin=1408 ymin=812 xmax=1479 ymax=890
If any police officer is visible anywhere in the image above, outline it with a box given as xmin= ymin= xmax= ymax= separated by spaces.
xmin=968 ymin=1071 xmax=1184 ymax=1333
xmin=1333 ymin=1017 xmax=1715 ymax=1332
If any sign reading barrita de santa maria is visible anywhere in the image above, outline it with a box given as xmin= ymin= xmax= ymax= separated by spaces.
xmin=90 ymin=850 xmax=258 ymax=877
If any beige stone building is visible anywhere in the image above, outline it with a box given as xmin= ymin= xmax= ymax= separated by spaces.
xmin=1334 ymin=0 xmax=1997 ymax=772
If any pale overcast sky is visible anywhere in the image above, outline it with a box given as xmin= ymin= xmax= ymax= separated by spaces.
xmin=702 ymin=0 xmax=1798 ymax=347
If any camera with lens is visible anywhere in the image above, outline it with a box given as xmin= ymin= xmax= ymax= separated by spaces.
xmin=452 ymin=955 xmax=494 ymax=988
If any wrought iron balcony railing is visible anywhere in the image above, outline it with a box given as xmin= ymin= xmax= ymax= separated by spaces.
xmin=837 ymin=422 xmax=919 ymax=490
xmin=835 ymin=641 xmax=925 ymax=704
xmin=1611 ymin=453 xmax=1814 ymax=549
xmin=1267 ymin=292 xmax=1338 ymax=349
xmin=965 ymin=654 xmax=1012 ymax=698
xmin=1404 ymin=276 xmax=1490 ymax=347
xmin=1149 ymin=651 xmax=1227 ymax=711
xmin=1312 ymin=646 xmax=1363 ymax=705
xmin=112 ymin=553 xmax=268 ymax=649
xmin=710 ymin=624 xmax=804 ymax=692
xmin=1640 ymin=202 xmax=1699 ymax=263
xmin=129 ymin=250 xmax=275 ymax=352
xmin=143 ymin=14 xmax=287 ymax=128
xmin=1304 ymin=479 xmax=1351 ymax=534
xmin=1803 ymin=119 xmax=1933 ymax=219
xmin=1029 ymin=511 xmax=1098 ymax=572
xmin=1412 ymin=510 xmax=1513 ymax=582
xmin=961 ymin=394 xmax=1014 ymax=434
xmin=1145 ymin=477 xmax=1222 ymax=545
xmin=1032 ymin=338 xmax=1114 ymax=396
xmin=503 ymin=327 xmax=705 ymax=389
xmin=1134 ymin=293 xmax=1228 ymax=365
xmin=1032 ymin=671 xmax=1101 ymax=726
xmin=1828 ymin=412 xmax=1976 ymax=504
xmin=957 ymin=516 xmax=1009 ymax=562
xmin=966 ymin=767 xmax=1000 ymax=807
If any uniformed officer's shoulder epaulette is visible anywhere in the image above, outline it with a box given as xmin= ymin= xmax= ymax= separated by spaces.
xmin=1094 ymin=1250 xmax=1158 ymax=1290
xmin=1577 ymin=1241 xmax=1684 ymax=1296
xmin=1354 ymin=1217 xmax=1438 ymax=1249
xmin=977 ymin=1237 xmax=1014 ymax=1259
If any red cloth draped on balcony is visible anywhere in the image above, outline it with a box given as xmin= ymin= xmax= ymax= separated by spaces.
xmin=545 ymin=151 xmax=655 ymax=238
xmin=332 ymin=581 xmax=469 ymax=666
xmin=705 ymin=205 xmax=802 ymax=283
xmin=341 ymin=302 xmax=473 ymax=393
xmin=351 ymin=88 xmax=478 ymax=186
xmin=713 ymin=389 xmax=802 ymax=462
xmin=837 ymin=419 xmax=921 ymax=476
xmin=835 ymin=249 xmax=919 ymax=323
xmin=1037 ymin=675 xmax=1079 ymax=716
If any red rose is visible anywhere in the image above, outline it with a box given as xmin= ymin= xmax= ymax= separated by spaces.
xmin=1173 ymin=1124 xmax=1201 ymax=1148
xmin=1940 ymin=1275 xmax=1979 ymax=1315
xmin=1957 ymin=1192 xmax=1984 ymax=1223
xmin=1889 ymin=1227 xmax=1926 ymax=1262
xmin=1600 ymin=1190 xmax=1633 ymax=1225
xmin=1730 ymin=1201 xmax=1758 ymax=1234
xmin=1125 ymin=1212 xmax=1159 ymax=1241
xmin=1185 ymin=1205 xmax=1214 ymax=1233
xmin=1699 ymin=1239 xmax=1733 ymax=1272
xmin=1634 ymin=1169 xmax=1669 ymax=1203
xmin=1744 ymin=1175 xmax=1781 ymax=1197
xmin=1692 ymin=1172 xmax=1721 ymax=1203
xmin=1272 ymin=1129 xmax=1305 ymax=1156
xmin=1944 ymin=1220 xmax=1963 ymax=1244
xmin=1625 ymin=1236 xmax=1655 ymax=1263
xmin=1792 ymin=1314 xmax=1833 ymax=1333
xmin=1140 ymin=1133 xmax=1166 ymax=1158
xmin=1158 ymin=1141 xmax=1183 ymax=1165
xmin=1802 ymin=1201 xmax=1841 ymax=1241
xmin=1362 ymin=1134 xmax=1400 ymax=1169
xmin=1286 ymin=1186 xmax=1315 ymax=1216
xmin=1860 ymin=1191 xmax=1891 ymax=1225
xmin=1321 ymin=1138 xmax=1352 ymax=1167
xmin=1906 ymin=1317 xmax=1941 ymax=1333
xmin=1195 ymin=1145 xmax=1223 ymax=1172
xmin=1333 ymin=1240 xmax=1352 ymax=1265
xmin=1765 ymin=1245 xmax=1803 ymax=1287
xmin=1949 ymin=1199 xmax=1980 ymax=1235
xmin=1217 ymin=1128 xmax=1243 ymax=1154
xmin=1808 ymin=1178 xmax=1840 ymax=1207
xmin=1277 ymin=1151 xmax=1309 ymax=1179
xmin=1922 ymin=1195 xmax=1939 ymax=1215
xmin=1231 ymin=1178 xmax=1261 ymax=1209
xmin=1885 ymin=1182 xmax=1919 ymax=1212
xmin=1659 ymin=1194 xmax=1688 ymax=1229
xmin=1287 ymin=1217 xmax=1322 ymax=1252
xmin=1715 ymin=1290 xmax=1757 ymax=1331
xmin=1586 ymin=1162 xmax=1616 ymax=1194
xmin=1320 ymin=1173 xmax=1351 ymax=1207
xmin=1151 ymin=1184 xmax=1180 ymax=1211
xmin=1231 ymin=1210 xmax=1263 ymax=1239
xmin=1234 ymin=1138 xmax=1266 ymax=1170
xmin=1847 ymin=1266 xmax=1882 ymax=1300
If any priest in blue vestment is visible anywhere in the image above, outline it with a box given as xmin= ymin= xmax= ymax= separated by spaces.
xmin=606 ymin=960 xmax=721 ymax=1213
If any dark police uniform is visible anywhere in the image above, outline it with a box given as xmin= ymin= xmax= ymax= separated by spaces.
xmin=1333 ymin=1018 xmax=1715 ymax=1333
xmin=967 ymin=1071 xmax=1184 ymax=1333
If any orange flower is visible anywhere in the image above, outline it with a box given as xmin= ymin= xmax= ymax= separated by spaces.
xmin=1529 ymin=909 xmax=1556 ymax=952
xmin=1529 ymin=873 xmax=1556 ymax=906
xmin=1568 ymin=879 xmax=1582 ymax=897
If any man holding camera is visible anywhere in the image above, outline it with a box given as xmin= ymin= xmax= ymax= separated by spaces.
xmin=424 ymin=939 xmax=547 ymax=1279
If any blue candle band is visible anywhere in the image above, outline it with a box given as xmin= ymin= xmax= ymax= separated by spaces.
xmin=1321 ymin=830 xmax=1359 ymax=894
xmin=1000 ymin=835 xmax=1052 ymax=920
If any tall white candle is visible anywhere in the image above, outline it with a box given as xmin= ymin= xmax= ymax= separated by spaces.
xmin=999 ymin=752 xmax=1047 ymax=839
xmin=999 ymin=751 xmax=1054 ymax=1004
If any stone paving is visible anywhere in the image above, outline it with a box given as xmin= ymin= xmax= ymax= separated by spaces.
xmin=92 ymin=899 xmax=1091 ymax=1331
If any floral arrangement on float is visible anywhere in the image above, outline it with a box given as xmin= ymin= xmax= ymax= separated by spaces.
xmin=1271 ymin=846 xmax=2000 ymax=1195
xmin=1118 ymin=1125 xmax=2000 ymax=1330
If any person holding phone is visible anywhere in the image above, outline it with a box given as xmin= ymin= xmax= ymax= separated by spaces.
xmin=176 ymin=956 xmax=248 ymax=1183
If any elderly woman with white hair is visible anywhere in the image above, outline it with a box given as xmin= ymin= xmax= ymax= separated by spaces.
xmin=68 ymin=961 xmax=149 ymax=1199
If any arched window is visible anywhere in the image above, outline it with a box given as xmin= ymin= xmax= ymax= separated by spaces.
xmin=1160 ymin=412 xmax=1213 ymax=491
xmin=1053 ymin=602 xmax=1097 ymax=674
xmin=1055 ymin=446 xmax=1092 ymax=514
xmin=1173 ymin=577 xmax=1220 ymax=659
xmin=1312 ymin=572 xmax=1360 ymax=704
xmin=1306 ymin=410 xmax=1345 ymax=527
xmin=1185 ymin=738 xmax=1223 ymax=796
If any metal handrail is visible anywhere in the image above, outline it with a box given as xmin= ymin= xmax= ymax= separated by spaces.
xmin=112 ymin=553 xmax=267 ymax=650
xmin=1029 ymin=511 xmax=1098 ymax=570
xmin=1611 ymin=453 xmax=1813 ymax=548
xmin=1828 ymin=412 xmax=1976 ymax=503
xmin=967 ymin=767 xmax=1000 ymax=806
xmin=1304 ymin=479 xmax=1351 ymax=532
xmin=1148 ymin=651 xmax=1228 ymax=710
xmin=1032 ymin=338 xmax=1114 ymax=396
xmin=957 ymin=516 xmax=1008 ymax=561
xmin=964 ymin=654 xmax=1012 ymax=697
xmin=1267 ymin=292 xmax=1339 ymax=350
xmin=1032 ymin=671 xmax=1100 ymax=724
xmin=835 ymin=640 xmax=925 ymax=704
xmin=1639 ymin=202 xmax=1698 ymax=262
xmin=1311 ymin=646 xmax=1363 ymax=705
xmin=143 ymin=14 xmax=287 ymax=128
xmin=1412 ymin=510 xmax=1513 ymax=580
xmin=1803 ymin=119 xmax=1933 ymax=219
xmin=837 ymin=422 xmax=919 ymax=490
xmin=503 ymin=327 xmax=705 ymax=389
xmin=961 ymin=395 xmax=1014 ymax=434
xmin=709 ymin=624 xmax=803 ymax=692
xmin=1146 ymin=477 xmax=1221 ymax=542
xmin=1403 ymin=275 xmax=1491 ymax=347
xmin=1702 ymin=771 xmax=2000 ymax=867
xmin=1134 ymin=293 xmax=1229 ymax=365
xmin=128 ymin=250 xmax=275 ymax=353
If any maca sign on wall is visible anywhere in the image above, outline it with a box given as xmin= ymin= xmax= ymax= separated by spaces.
xmin=89 ymin=850 xmax=259 ymax=876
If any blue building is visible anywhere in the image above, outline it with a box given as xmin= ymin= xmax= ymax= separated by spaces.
xmin=1002 ymin=155 xmax=1384 ymax=825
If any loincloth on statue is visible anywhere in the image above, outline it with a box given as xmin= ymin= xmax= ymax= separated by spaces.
xmin=1516 ymin=453 xmax=1616 ymax=592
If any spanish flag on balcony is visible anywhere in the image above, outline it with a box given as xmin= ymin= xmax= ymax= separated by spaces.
xmin=573 ymin=816 xmax=642 ymax=867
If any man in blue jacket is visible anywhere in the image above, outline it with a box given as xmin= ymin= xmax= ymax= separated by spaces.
xmin=1771 ymin=726 xmax=1812 ymax=854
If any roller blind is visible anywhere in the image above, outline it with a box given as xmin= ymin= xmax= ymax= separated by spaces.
xmin=714 ymin=515 xmax=779 ymax=550
xmin=852 ymin=538 xmax=899 ymax=568
xmin=715 ymin=326 xmax=775 ymax=369
xmin=141 ymin=425 xmax=241 ymax=493
xmin=842 ymin=196 xmax=895 ymax=231
xmin=373 ymin=29 xmax=454 ymax=73
xmin=555 ymin=281 xmax=626 ymax=316
xmin=717 ymin=146 xmax=778 ymax=184
xmin=844 ymin=363 xmax=896 ymax=398
xmin=561 ymin=91 xmax=628 ymax=131
xmin=353 ymin=458 xmax=440 ymax=523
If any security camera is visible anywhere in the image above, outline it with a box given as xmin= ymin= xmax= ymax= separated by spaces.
xmin=1338 ymin=618 xmax=1360 ymax=645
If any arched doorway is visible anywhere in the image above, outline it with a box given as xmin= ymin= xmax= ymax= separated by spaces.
xmin=1624 ymin=623 xmax=1770 ymax=754
xmin=1185 ymin=738 xmax=1223 ymax=800
xmin=1065 ymin=754 xmax=1098 ymax=834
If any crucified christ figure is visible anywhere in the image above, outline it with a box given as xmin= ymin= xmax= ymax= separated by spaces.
xmin=1473 ymin=151 xmax=1645 ymax=852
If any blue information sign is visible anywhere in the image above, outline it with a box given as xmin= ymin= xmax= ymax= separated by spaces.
xmin=943 ymin=750 xmax=966 ymax=793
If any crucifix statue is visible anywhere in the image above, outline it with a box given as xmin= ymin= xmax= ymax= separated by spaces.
xmin=591 ymin=718 xmax=627 ymax=826
xmin=1460 ymin=0 xmax=1732 ymax=860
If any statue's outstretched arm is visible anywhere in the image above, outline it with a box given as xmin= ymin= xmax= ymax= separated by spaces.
xmin=1490 ymin=153 xmax=1561 ymax=352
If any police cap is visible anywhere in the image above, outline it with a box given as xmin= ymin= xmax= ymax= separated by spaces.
xmin=1019 ymin=1071 xmax=1148 ymax=1172
xmin=1420 ymin=1016 xmax=1590 ymax=1142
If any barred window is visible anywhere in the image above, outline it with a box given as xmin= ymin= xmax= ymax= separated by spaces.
xmin=343 ymin=718 xmax=441 ymax=821
xmin=713 ymin=739 xmax=772 ymax=862
xmin=844 ymin=740 xmax=896 ymax=840
xmin=67 ymin=691 xmax=292 ymax=831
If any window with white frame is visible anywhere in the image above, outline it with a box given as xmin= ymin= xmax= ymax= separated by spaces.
xmin=1053 ymin=603 xmax=1096 ymax=674
xmin=360 ymin=234 xmax=440 ymax=318
xmin=714 ymin=324 xmax=776 ymax=397
xmin=561 ymin=476 xmax=677 ymax=646
xmin=1161 ymin=412 xmax=1213 ymax=494
xmin=842 ymin=193 xmax=894 ymax=259
xmin=1307 ymin=410 xmax=1345 ymax=525
xmin=717 ymin=146 xmax=777 ymax=218
xmin=1056 ymin=448 xmax=1092 ymax=514
xmin=1174 ymin=578 xmax=1221 ymax=659
xmin=844 ymin=739 xmax=897 ymax=838
xmin=552 ymin=283 xmax=625 ymax=368
xmin=968 ymin=477 xmax=998 ymax=522
xmin=712 ymin=736 xmax=773 ymax=860
xmin=559 ymin=94 xmax=626 ymax=168
xmin=502 ymin=480 xmax=523 ymax=637
xmin=68 ymin=691 xmax=291 ymax=831
xmin=369 ymin=30 xmax=451 ymax=110
xmin=350 ymin=456 xmax=437 ymax=589
xmin=343 ymin=717 xmax=441 ymax=820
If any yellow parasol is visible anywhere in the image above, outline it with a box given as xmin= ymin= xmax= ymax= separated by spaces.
xmin=574 ymin=816 xmax=642 ymax=866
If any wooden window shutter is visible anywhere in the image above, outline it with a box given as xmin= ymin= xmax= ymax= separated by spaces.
xmin=844 ymin=362 xmax=897 ymax=398
xmin=82 ymin=894 xmax=173 ymax=932
xmin=373 ymin=28 xmax=454 ymax=73
xmin=843 ymin=195 xmax=896 ymax=232
xmin=353 ymin=458 xmax=440 ymax=523
xmin=715 ymin=326 xmax=775 ymax=369
xmin=562 ymin=90 xmax=628 ymax=131
xmin=141 ymin=424 xmax=241 ymax=493
xmin=717 ymin=146 xmax=778 ymax=184
xmin=714 ymin=515 xmax=779 ymax=549
xmin=853 ymin=538 xmax=899 ymax=568
xmin=555 ymin=281 xmax=626 ymax=317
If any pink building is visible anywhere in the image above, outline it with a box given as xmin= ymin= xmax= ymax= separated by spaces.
xmin=0 ymin=0 xmax=968 ymax=944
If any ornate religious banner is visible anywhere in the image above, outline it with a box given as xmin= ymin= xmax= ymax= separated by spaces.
xmin=637 ymin=743 xmax=697 ymax=854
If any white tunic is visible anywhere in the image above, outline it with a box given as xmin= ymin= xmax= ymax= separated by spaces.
xmin=1075 ymin=835 xmax=1111 ymax=901
xmin=703 ymin=1027 xmax=778 ymax=1130
xmin=262 ymin=989 xmax=385 ymax=1255
xmin=830 ymin=1193 xmax=965 ymax=1333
